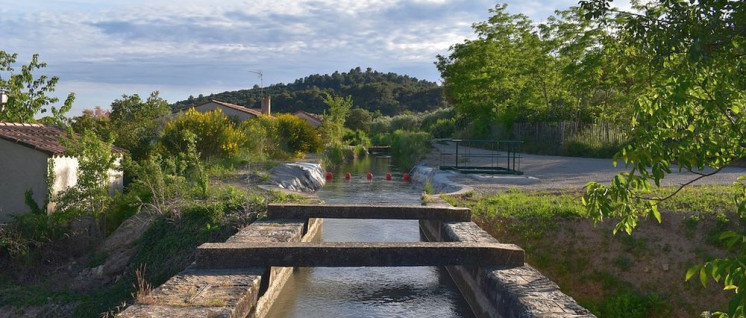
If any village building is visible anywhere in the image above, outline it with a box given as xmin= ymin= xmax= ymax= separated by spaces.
xmin=0 ymin=123 xmax=125 ymax=222
xmin=293 ymin=110 xmax=323 ymax=128
xmin=181 ymin=97 xmax=272 ymax=122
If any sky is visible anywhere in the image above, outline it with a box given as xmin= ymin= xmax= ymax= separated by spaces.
xmin=0 ymin=0 xmax=630 ymax=115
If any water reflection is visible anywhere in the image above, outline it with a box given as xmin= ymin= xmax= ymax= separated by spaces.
xmin=265 ymin=157 xmax=474 ymax=318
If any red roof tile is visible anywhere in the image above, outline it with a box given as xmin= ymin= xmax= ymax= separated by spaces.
xmin=198 ymin=100 xmax=264 ymax=117
xmin=0 ymin=123 xmax=126 ymax=156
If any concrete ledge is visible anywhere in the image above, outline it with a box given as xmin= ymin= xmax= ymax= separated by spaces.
xmin=420 ymin=219 xmax=595 ymax=318
xmin=118 ymin=219 xmax=321 ymax=318
xmin=196 ymin=241 xmax=524 ymax=268
xmin=268 ymin=203 xmax=471 ymax=221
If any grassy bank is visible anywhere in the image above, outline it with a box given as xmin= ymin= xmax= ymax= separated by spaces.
xmin=0 ymin=174 xmax=305 ymax=317
xmin=444 ymin=185 xmax=738 ymax=318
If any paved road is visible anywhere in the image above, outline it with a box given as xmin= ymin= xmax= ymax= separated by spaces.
xmin=422 ymin=141 xmax=746 ymax=192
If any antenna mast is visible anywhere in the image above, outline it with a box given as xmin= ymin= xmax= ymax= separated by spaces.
xmin=248 ymin=70 xmax=264 ymax=97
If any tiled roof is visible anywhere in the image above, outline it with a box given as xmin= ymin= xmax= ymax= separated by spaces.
xmin=196 ymin=100 xmax=263 ymax=117
xmin=294 ymin=110 xmax=323 ymax=124
xmin=0 ymin=123 xmax=126 ymax=156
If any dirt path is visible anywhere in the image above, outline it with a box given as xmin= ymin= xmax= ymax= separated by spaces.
xmin=422 ymin=141 xmax=746 ymax=193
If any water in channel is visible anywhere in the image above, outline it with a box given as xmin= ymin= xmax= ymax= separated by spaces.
xmin=266 ymin=156 xmax=475 ymax=318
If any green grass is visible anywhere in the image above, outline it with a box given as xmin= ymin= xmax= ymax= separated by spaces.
xmin=445 ymin=189 xmax=588 ymax=220
xmin=446 ymin=185 xmax=738 ymax=221
xmin=445 ymin=185 xmax=737 ymax=318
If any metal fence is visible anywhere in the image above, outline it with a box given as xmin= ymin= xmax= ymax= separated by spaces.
xmin=436 ymin=139 xmax=523 ymax=175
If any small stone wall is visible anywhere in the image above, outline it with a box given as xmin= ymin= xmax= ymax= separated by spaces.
xmin=118 ymin=218 xmax=322 ymax=318
xmin=420 ymin=219 xmax=595 ymax=318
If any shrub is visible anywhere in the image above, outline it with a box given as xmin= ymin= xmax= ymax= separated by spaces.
xmin=161 ymin=108 xmax=246 ymax=159
xmin=370 ymin=116 xmax=392 ymax=137
xmin=275 ymin=114 xmax=323 ymax=156
xmin=343 ymin=128 xmax=371 ymax=147
xmin=428 ymin=118 xmax=456 ymax=138
xmin=390 ymin=113 xmax=422 ymax=131
xmin=390 ymin=130 xmax=431 ymax=170
xmin=240 ymin=115 xmax=277 ymax=159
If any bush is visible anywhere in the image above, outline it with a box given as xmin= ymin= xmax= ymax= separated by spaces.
xmin=390 ymin=113 xmax=422 ymax=131
xmin=275 ymin=114 xmax=323 ymax=156
xmin=240 ymin=115 xmax=277 ymax=159
xmin=428 ymin=118 xmax=456 ymax=138
xmin=390 ymin=130 xmax=431 ymax=170
xmin=240 ymin=115 xmax=322 ymax=159
xmin=421 ymin=108 xmax=455 ymax=130
xmin=343 ymin=129 xmax=371 ymax=147
xmin=370 ymin=117 xmax=392 ymax=137
xmin=161 ymin=108 xmax=247 ymax=159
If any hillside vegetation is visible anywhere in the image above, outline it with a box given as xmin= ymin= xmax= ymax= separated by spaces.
xmin=171 ymin=67 xmax=445 ymax=116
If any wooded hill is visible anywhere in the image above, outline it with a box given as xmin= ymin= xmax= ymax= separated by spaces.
xmin=171 ymin=67 xmax=445 ymax=116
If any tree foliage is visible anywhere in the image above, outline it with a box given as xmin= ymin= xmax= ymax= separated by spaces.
xmin=320 ymin=94 xmax=353 ymax=146
xmin=436 ymin=5 xmax=637 ymax=137
xmin=109 ymin=92 xmax=170 ymax=159
xmin=0 ymin=51 xmax=74 ymax=124
xmin=57 ymin=129 xmax=120 ymax=217
xmin=161 ymin=108 xmax=246 ymax=159
xmin=580 ymin=0 xmax=746 ymax=316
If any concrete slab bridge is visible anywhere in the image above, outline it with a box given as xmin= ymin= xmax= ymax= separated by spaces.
xmin=118 ymin=203 xmax=595 ymax=318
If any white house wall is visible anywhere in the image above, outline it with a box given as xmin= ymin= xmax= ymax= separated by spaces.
xmin=49 ymin=156 xmax=124 ymax=210
xmin=0 ymin=139 xmax=50 ymax=222
xmin=108 ymin=157 xmax=124 ymax=195
xmin=49 ymin=155 xmax=79 ymax=212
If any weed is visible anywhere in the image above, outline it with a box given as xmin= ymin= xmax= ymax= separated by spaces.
xmin=424 ymin=179 xmax=434 ymax=195
xmin=133 ymin=264 xmax=153 ymax=305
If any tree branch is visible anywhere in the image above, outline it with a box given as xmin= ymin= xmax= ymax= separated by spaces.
xmin=644 ymin=167 xmax=724 ymax=202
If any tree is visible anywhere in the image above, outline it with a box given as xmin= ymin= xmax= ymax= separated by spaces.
xmin=57 ymin=129 xmax=119 ymax=217
xmin=580 ymin=0 xmax=745 ymax=316
xmin=320 ymin=93 xmax=353 ymax=145
xmin=109 ymin=92 xmax=170 ymax=160
xmin=345 ymin=107 xmax=372 ymax=133
xmin=0 ymin=51 xmax=74 ymax=124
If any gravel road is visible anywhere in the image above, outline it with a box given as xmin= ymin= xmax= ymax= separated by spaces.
xmin=421 ymin=141 xmax=746 ymax=193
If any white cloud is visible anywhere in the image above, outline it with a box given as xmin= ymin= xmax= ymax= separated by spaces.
xmin=2 ymin=0 xmax=587 ymax=113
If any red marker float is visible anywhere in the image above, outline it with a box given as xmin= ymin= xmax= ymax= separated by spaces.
xmin=402 ymin=173 xmax=410 ymax=182
xmin=385 ymin=173 xmax=392 ymax=181
xmin=325 ymin=172 xmax=333 ymax=181
xmin=366 ymin=172 xmax=373 ymax=180
xmin=345 ymin=172 xmax=351 ymax=180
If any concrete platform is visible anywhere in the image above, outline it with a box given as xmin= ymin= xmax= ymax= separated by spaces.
xmin=267 ymin=203 xmax=471 ymax=221
xmin=196 ymin=241 xmax=524 ymax=268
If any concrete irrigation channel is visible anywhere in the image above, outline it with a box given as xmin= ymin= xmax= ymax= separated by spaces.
xmin=117 ymin=203 xmax=594 ymax=318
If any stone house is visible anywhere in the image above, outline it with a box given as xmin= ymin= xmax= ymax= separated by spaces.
xmin=293 ymin=110 xmax=323 ymax=128
xmin=181 ymin=98 xmax=272 ymax=122
xmin=0 ymin=123 xmax=125 ymax=222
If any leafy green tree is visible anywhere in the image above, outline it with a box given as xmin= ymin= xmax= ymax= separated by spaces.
xmin=345 ymin=107 xmax=372 ymax=133
xmin=109 ymin=92 xmax=170 ymax=159
xmin=320 ymin=93 xmax=353 ymax=145
xmin=581 ymin=0 xmax=746 ymax=316
xmin=57 ymin=129 xmax=120 ymax=218
xmin=0 ymin=51 xmax=74 ymax=124
xmin=71 ymin=106 xmax=112 ymax=137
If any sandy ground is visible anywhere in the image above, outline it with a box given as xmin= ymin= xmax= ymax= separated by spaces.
xmin=422 ymin=141 xmax=746 ymax=193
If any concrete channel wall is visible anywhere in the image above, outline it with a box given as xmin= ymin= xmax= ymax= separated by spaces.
xmin=118 ymin=203 xmax=594 ymax=317
xmin=118 ymin=217 xmax=322 ymax=318
xmin=420 ymin=218 xmax=595 ymax=318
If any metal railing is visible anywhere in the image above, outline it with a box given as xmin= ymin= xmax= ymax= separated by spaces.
xmin=436 ymin=139 xmax=523 ymax=175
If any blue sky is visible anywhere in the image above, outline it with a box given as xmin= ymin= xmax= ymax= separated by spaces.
xmin=0 ymin=0 xmax=629 ymax=115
